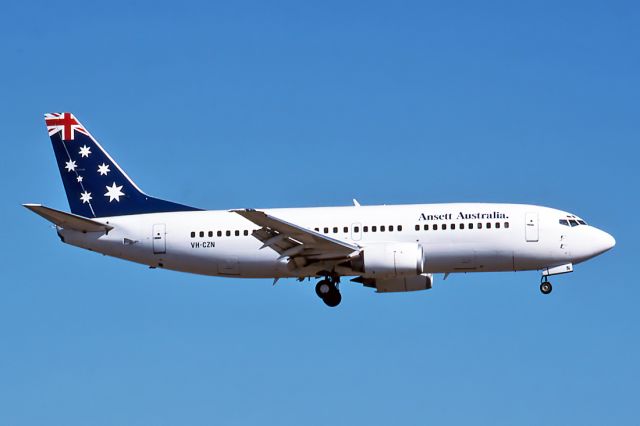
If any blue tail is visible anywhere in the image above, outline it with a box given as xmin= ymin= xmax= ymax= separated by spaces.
xmin=45 ymin=112 xmax=200 ymax=218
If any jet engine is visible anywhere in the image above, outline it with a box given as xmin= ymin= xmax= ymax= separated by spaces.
xmin=352 ymin=242 xmax=425 ymax=278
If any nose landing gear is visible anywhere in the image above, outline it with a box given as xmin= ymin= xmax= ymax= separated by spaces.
xmin=315 ymin=277 xmax=342 ymax=307
xmin=539 ymin=263 xmax=572 ymax=295
xmin=540 ymin=280 xmax=552 ymax=295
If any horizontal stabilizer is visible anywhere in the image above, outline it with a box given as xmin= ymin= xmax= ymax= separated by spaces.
xmin=23 ymin=204 xmax=113 ymax=232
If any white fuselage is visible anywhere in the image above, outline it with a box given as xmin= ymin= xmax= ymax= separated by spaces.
xmin=58 ymin=203 xmax=615 ymax=280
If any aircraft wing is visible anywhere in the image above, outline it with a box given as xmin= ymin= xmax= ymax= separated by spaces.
xmin=232 ymin=209 xmax=359 ymax=262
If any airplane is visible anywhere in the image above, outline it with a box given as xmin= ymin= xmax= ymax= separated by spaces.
xmin=24 ymin=112 xmax=616 ymax=307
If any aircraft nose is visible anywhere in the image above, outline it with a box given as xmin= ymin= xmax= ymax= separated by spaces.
xmin=594 ymin=228 xmax=616 ymax=255
xmin=603 ymin=231 xmax=616 ymax=251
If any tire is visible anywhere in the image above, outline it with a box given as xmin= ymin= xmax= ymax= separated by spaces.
xmin=540 ymin=282 xmax=552 ymax=295
xmin=315 ymin=280 xmax=332 ymax=298
xmin=323 ymin=290 xmax=342 ymax=307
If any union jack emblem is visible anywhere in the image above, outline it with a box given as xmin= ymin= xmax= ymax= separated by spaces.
xmin=45 ymin=112 xmax=89 ymax=141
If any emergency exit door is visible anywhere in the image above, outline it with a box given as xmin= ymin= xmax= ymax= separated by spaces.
xmin=525 ymin=213 xmax=539 ymax=242
xmin=153 ymin=223 xmax=166 ymax=254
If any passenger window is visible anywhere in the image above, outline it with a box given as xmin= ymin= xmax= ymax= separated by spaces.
xmin=333 ymin=227 xmax=338 ymax=233
xmin=389 ymin=225 xmax=394 ymax=232
xmin=354 ymin=226 xmax=360 ymax=233
xmin=314 ymin=227 xmax=319 ymax=232
xmin=190 ymin=231 xmax=195 ymax=238
xmin=364 ymin=226 xmax=369 ymax=232
xmin=324 ymin=227 xmax=329 ymax=233
xmin=504 ymin=222 xmax=510 ymax=228
xmin=496 ymin=222 xmax=501 ymax=229
xmin=208 ymin=231 xmax=213 ymax=237
xmin=487 ymin=223 xmax=491 ymax=229
xmin=343 ymin=226 xmax=348 ymax=233
xmin=451 ymin=224 xmax=456 ymax=230
xmin=199 ymin=231 xmax=204 ymax=237
xmin=460 ymin=223 xmax=465 ymax=230
xmin=478 ymin=223 xmax=482 ymax=229
xmin=226 ymin=230 xmax=231 ymax=237
xmin=415 ymin=224 xmax=420 ymax=231
xmin=469 ymin=223 xmax=473 ymax=229
xmin=235 ymin=230 xmax=240 ymax=236
xmin=433 ymin=224 xmax=438 ymax=230
xmin=372 ymin=226 xmax=377 ymax=232
xmin=380 ymin=226 xmax=386 ymax=232
xmin=442 ymin=224 xmax=447 ymax=230
xmin=217 ymin=231 xmax=222 ymax=237
xmin=398 ymin=225 xmax=402 ymax=231
xmin=244 ymin=230 xmax=249 ymax=236
xmin=424 ymin=224 xmax=429 ymax=231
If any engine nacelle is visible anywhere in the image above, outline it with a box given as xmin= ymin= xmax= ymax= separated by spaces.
xmin=357 ymin=242 xmax=425 ymax=278
xmin=375 ymin=273 xmax=433 ymax=293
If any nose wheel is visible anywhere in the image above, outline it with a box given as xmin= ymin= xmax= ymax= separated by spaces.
xmin=315 ymin=278 xmax=342 ymax=307
xmin=540 ymin=281 xmax=552 ymax=295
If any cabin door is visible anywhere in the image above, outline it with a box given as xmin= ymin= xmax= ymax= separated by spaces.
xmin=525 ymin=213 xmax=539 ymax=242
xmin=152 ymin=223 xmax=166 ymax=254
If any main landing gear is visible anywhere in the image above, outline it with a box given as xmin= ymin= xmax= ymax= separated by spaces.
xmin=315 ymin=277 xmax=342 ymax=307
xmin=540 ymin=279 xmax=552 ymax=295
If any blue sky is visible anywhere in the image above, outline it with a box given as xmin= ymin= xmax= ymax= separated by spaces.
xmin=1 ymin=1 xmax=638 ymax=424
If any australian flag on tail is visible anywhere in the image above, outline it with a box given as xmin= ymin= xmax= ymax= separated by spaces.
xmin=46 ymin=112 xmax=200 ymax=218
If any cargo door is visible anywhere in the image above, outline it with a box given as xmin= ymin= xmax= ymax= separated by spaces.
xmin=218 ymin=256 xmax=240 ymax=275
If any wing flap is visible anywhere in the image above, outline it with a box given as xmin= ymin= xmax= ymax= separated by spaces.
xmin=23 ymin=204 xmax=113 ymax=233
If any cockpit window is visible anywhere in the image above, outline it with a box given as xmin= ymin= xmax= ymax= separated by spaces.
xmin=561 ymin=216 xmax=588 ymax=226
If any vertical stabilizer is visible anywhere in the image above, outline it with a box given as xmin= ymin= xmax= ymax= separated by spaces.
xmin=45 ymin=112 xmax=199 ymax=217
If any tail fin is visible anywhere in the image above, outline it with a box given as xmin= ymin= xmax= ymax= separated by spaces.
xmin=45 ymin=112 xmax=200 ymax=218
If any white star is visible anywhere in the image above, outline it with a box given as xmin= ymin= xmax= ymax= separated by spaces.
xmin=79 ymin=145 xmax=91 ymax=157
xmin=65 ymin=160 xmax=77 ymax=172
xmin=98 ymin=163 xmax=111 ymax=176
xmin=80 ymin=191 xmax=92 ymax=204
xmin=104 ymin=182 xmax=125 ymax=202
xmin=77 ymin=175 xmax=83 ymax=183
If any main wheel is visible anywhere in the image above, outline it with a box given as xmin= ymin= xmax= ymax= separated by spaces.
xmin=540 ymin=281 xmax=552 ymax=295
xmin=315 ymin=280 xmax=333 ymax=298
xmin=323 ymin=290 xmax=342 ymax=307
